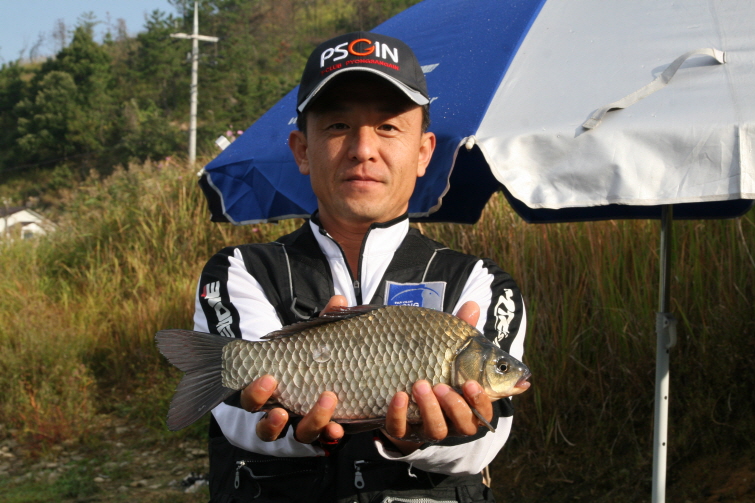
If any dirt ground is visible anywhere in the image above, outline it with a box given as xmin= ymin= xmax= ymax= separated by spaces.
xmin=0 ymin=416 xmax=210 ymax=503
xmin=491 ymin=443 xmax=755 ymax=503
xmin=2 ymin=415 xmax=755 ymax=502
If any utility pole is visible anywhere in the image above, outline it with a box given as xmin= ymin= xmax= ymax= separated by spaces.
xmin=171 ymin=1 xmax=218 ymax=165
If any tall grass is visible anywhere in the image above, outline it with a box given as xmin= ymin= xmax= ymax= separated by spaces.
xmin=1 ymin=159 xmax=753 ymax=497
xmin=0 ymin=159 xmax=298 ymax=442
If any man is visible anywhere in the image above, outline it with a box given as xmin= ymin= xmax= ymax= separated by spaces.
xmin=194 ymin=31 xmax=528 ymax=502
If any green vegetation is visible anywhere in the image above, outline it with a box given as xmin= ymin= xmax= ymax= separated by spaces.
xmin=0 ymin=0 xmax=422 ymax=191
xmin=0 ymin=159 xmax=292 ymax=443
xmin=0 ymin=419 xmax=212 ymax=501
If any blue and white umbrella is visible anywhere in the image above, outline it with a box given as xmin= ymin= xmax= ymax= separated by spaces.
xmin=201 ymin=0 xmax=753 ymax=225
xmin=199 ymin=1 xmax=755 ymax=501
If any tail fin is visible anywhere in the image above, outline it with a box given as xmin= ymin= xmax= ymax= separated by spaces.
xmin=155 ymin=329 xmax=238 ymax=431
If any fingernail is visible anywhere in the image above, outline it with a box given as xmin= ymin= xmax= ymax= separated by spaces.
xmin=258 ymin=375 xmax=275 ymax=393
xmin=392 ymin=393 xmax=408 ymax=408
xmin=318 ymin=393 xmax=336 ymax=409
xmin=433 ymin=384 xmax=450 ymax=397
xmin=414 ymin=381 xmax=431 ymax=396
xmin=464 ymin=380 xmax=482 ymax=397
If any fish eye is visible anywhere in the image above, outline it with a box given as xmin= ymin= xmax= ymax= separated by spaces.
xmin=496 ymin=360 xmax=509 ymax=373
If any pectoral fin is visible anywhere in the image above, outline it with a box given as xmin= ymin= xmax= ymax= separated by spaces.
xmin=471 ymin=406 xmax=495 ymax=433
xmin=338 ymin=417 xmax=386 ymax=434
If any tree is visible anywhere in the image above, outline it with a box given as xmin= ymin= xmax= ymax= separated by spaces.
xmin=118 ymin=98 xmax=183 ymax=162
xmin=15 ymin=71 xmax=79 ymax=161
xmin=125 ymin=10 xmax=187 ymax=113
xmin=14 ymin=24 xmax=114 ymax=169
xmin=0 ymin=62 xmax=29 ymax=171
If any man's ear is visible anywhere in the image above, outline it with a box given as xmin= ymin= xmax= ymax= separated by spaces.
xmin=289 ymin=130 xmax=309 ymax=175
xmin=416 ymin=131 xmax=436 ymax=178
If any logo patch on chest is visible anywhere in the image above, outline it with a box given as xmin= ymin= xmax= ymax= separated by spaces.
xmin=384 ymin=281 xmax=446 ymax=311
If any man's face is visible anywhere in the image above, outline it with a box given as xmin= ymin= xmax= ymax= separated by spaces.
xmin=289 ymin=74 xmax=435 ymax=227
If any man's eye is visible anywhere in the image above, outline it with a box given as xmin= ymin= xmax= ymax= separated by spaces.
xmin=328 ymin=123 xmax=349 ymax=130
xmin=378 ymin=124 xmax=398 ymax=131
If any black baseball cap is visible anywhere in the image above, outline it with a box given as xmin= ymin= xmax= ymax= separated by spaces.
xmin=297 ymin=31 xmax=430 ymax=113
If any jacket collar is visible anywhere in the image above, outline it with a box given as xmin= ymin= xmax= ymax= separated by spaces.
xmin=308 ymin=211 xmax=410 ymax=261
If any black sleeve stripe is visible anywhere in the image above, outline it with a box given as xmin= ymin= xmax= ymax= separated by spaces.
xmin=480 ymin=258 xmax=525 ymax=354
xmin=197 ymin=247 xmax=243 ymax=339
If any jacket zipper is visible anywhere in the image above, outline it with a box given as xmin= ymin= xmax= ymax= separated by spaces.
xmin=353 ymin=460 xmax=366 ymax=489
xmin=314 ymin=213 xmax=407 ymax=305
xmin=320 ymin=230 xmax=368 ymax=305
xmin=353 ymin=224 xmax=372 ymax=305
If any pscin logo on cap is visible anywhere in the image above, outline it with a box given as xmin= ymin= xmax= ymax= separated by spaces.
xmin=320 ymin=38 xmax=399 ymax=68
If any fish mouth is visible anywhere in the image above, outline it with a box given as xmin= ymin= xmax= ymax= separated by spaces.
xmin=515 ymin=369 xmax=532 ymax=388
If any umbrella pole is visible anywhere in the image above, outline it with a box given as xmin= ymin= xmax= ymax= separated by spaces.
xmin=652 ymin=205 xmax=677 ymax=503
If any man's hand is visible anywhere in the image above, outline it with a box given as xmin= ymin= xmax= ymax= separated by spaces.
xmin=241 ymin=375 xmax=345 ymax=444
xmin=239 ymin=296 xmax=349 ymax=445
xmin=382 ymin=301 xmax=496 ymax=455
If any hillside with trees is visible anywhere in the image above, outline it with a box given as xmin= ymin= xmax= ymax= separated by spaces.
xmin=0 ymin=0 xmax=421 ymax=200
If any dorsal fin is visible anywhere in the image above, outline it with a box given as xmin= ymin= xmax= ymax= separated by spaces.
xmin=260 ymin=305 xmax=384 ymax=340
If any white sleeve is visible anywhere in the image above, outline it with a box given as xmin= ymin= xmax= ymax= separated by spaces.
xmin=194 ymin=247 xmax=324 ymax=457
xmin=374 ymin=259 xmax=527 ymax=475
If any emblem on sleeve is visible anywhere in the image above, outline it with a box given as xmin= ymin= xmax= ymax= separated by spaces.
xmin=201 ymin=281 xmax=235 ymax=338
xmin=494 ymin=290 xmax=516 ymax=344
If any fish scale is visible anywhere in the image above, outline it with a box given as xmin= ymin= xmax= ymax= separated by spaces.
xmin=221 ymin=306 xmax=477 ymax=421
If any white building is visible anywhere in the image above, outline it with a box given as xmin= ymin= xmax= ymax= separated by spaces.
xmin=0 ymin=206 xmax=55 ymax=240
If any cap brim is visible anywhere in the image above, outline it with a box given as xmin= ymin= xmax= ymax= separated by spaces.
xmin=297 ymin=67 xmax=429 ymax=113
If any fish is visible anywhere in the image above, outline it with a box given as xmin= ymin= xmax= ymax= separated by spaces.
xmin=156 ymin=305 xmax=531 ymax=432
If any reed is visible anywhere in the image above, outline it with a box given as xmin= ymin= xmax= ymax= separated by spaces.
xmin=0 ymin=159 xmax=299 ymax=440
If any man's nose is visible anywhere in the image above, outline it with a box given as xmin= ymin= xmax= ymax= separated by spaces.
xmin=348 ymin=127 xmax=378 ymax=163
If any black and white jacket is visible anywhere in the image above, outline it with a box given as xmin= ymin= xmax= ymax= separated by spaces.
xmin=194 ymin=215 xmax=526 ymax=478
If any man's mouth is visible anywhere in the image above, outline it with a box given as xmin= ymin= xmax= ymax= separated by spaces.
xmin=343 ymin=173 xmax=383 ymax=187
xmin=345 ymin=174 xmax=380 ymax=182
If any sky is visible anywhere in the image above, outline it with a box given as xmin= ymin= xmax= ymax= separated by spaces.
xmin=1 ymin=0 xmax=177 ymax=64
